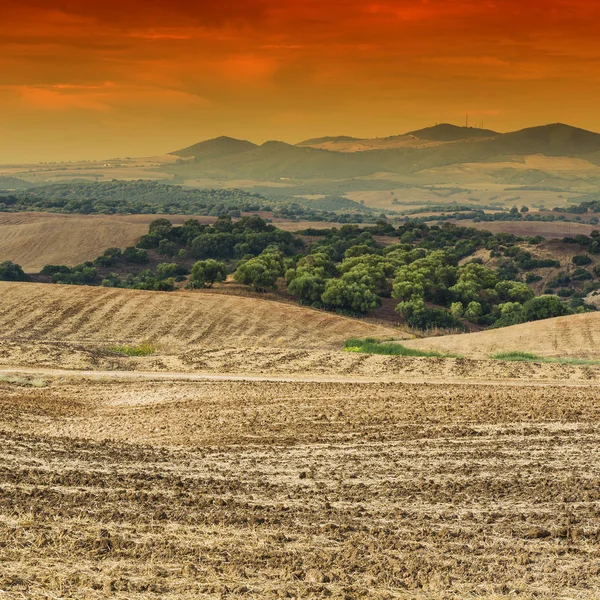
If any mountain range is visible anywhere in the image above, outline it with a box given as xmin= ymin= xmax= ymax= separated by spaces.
xmin=167 ymin=123 xmax=600 ymax=184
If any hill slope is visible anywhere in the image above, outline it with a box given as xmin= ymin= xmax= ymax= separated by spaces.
xmin=408 ymin=124 xmax=498 ymax=141
xmin=0 ymin=282 xmax=405 ymax=351
xmin=0 ymin=213 xmax=149 ymax=272
xmin=168 ymin=123 xmax=600 ymax=180
xmin=170 ymin=136 xmax=258 ymax=159
xmin=403 ymin=312 xmax=600 ymax=359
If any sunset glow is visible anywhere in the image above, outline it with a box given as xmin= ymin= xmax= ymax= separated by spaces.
xmin=2 ymin=0 xmax=600 ymax=161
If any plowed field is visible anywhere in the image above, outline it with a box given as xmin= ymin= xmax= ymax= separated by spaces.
xmin=1 ymin=372 xmax=600 ymax=599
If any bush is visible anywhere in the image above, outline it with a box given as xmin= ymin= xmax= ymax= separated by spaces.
xmin=156 ymin=262 xmax=188 ymax=280
xmin=572 ymin=267 xmax=592 ymax=281
xmin=572 ymin=254 xmax=592 ymax=266
xmin=40 ymin=265 xmax=71 ymax=276
xmin=94 ymin=247 xmax=122 ymax=267
xmin=525 ymin=273 xmax=542 ymax=283
xmin=189 ymin=259 xmax=227 ymax=288
xmin=522 ymin=295 xmax=570 ymax=321
xmin=0 ymin=261 xmax=28 ymax=281
xmin=557 ymin=288 xmax=575 ymax=297
xmin=123 ymin=246 xmax=149 ymax=264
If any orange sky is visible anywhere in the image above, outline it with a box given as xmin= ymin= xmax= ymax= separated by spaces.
xmin=1 ymin=0 xmax=600 ymax=162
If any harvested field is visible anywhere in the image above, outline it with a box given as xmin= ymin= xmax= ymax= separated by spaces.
xmin=403 ymin=311 xmax=600 ymax=359
xmin=0 ymin=213 xmax=148 ymax=272
xmin=1 ymin=371 xmax=600 ymax=599
xmin=0 ymin=282 xmax=405 ymax=356
xmin=455 ymin=219 xmax=598 ymax=239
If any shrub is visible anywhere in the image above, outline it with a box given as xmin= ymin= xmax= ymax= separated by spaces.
xmin=572 ymin=254 xmax=592 ymax=266
xmin=572 ymin=268 xmax=592 ymax=281
xmin=123 ymin=246 xmax=149 ymax=264
xmin=156 ymin=262 xmax=188 ymax=280
xmin=557 ymin=288 xmax=575 ymax=297
xmin=40 ymin=265 xmax=71 ymax=276
xmin=94 ymin=247 xmax=122 ymax=267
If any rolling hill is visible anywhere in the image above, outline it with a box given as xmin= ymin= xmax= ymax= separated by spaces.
xmin=0 ymin=213 xmax=149 ymax=272
xmin=403 ymin=311 xmax=600 ymax=359
xmin=0 ymin=281 xmax=405 ymax=351
xmin=170 ymin=136 xmax=258 ymax=159
xmin=408 ymin=123 xmax=498 ymax=141
xmin=167 ymin=123 xmax=600 ymax=182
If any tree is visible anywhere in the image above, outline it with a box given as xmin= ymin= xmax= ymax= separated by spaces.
xmin=234 ymin=258 xmax=278 ymax=291
xmin=395 ymin=297 xmax=462 ymax=330
xmin=321 ymin=279 xmax=379 ymax=313
xmin=521 ymin=295 xmax=570 ymax=321
xmin=464 ymin=301 xmax=483 ymax=322
xmin=156 ymin=263 xmax=188 ymax=280
xmin=189 ymin=259 xmax=227 ymax=288
xmin=288 ymin=273 xmax=326 ymax=304
xmin=157 ymin=239 xmax=177 ymax=257
xmin=0 ymin=261 xmax=28 ymax=281
xmin=450 ymin=302 xmax=464 ymax=319
xmin=149 ymin=218 xmax=172 ymax=237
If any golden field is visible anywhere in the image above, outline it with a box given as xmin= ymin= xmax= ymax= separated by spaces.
xmin=2 ymin=281 xmax=600 ymax=599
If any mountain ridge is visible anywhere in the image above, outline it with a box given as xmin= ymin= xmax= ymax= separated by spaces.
xmin=167 ymin=123 xmax=600 ymax=181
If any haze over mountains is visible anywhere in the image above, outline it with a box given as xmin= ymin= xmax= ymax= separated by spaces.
xmin=167 ymin=123 xmax=600 ymax=186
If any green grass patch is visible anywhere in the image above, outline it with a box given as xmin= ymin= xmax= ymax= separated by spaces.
xmin=491 ymin=351 xmax=542 ymax=362
xmin=492 ymin=351 xmax=600 ymax=366
xmin=109 ymin=342 xmax=157 ymax=357
xmin=344 ymin=338 xmax=457 ymax=358
xmin=0 ymin=375 xmax=47 ymax=387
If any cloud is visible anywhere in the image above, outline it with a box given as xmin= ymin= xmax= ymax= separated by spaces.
xmin=4 ymin=82 xmax=209 ymax=113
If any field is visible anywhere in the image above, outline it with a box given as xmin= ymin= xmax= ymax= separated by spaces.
xmin=404 ymin=311 xmax=600 ymax=359
xmin=3 ymin=283 xmax=600 ymax=599
xmin=456 ymin=220 xmax=599 ymax=239
xmin=0 ymin=212 xmax=351 ymax=272
xmin=0 ymin=213 xmax=150 ymax=272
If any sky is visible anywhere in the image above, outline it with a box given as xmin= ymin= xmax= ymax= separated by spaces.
xmin=1 ymin=0 xmax=600 ymax=162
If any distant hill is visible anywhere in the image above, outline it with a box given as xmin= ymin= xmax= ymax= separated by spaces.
xmin=297 ymin=136 xmax=362 ymax=146
xmin=493 ymin=123 xmax=600 ymax=156
xmin=0 ymin=176 xmax=33 ymax=190
xmin=166 ymin=123 xmax=600 ymax=182
xmin=170 ymin=136 xmax=258 ymax=159
xmin=407 ymin=123 xmax=498 ymax=141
